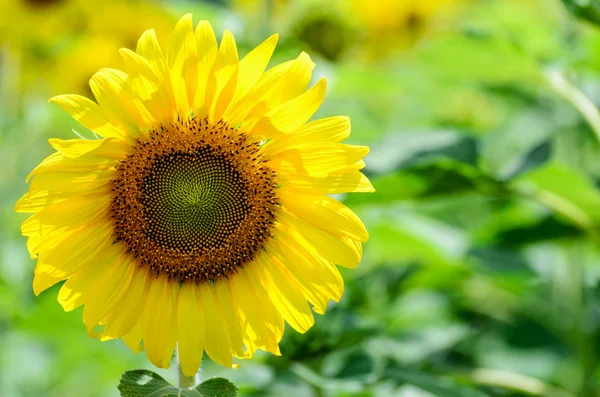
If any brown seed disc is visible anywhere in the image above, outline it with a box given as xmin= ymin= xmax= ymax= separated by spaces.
xmin=110 ymin=117 xmax=279 ymax=283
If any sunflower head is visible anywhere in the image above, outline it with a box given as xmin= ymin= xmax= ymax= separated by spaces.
xmin=16 ymin=14 xmax=373 ymax=376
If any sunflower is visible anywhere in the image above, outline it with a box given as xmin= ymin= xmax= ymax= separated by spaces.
xmin=16 ymin=14 xmax=372 ymax=375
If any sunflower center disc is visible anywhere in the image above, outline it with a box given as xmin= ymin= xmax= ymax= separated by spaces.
xmin=141 ymin=150 xmax=248 ymax=251
xmin=110 ymin=117 xmax=278 ymax=283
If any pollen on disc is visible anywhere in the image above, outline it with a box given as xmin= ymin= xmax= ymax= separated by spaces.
xmin=110 ymin=117 xmax=279 ymax=283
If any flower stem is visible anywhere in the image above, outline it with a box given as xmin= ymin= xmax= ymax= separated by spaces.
xmin=176 ymin=348 xmax=199 ymax=389
xmin=547 ymin=69 xmax=600 ymax=145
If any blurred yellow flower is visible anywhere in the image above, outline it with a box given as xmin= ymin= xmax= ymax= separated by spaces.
xmin=353 ymin=0 xmax=465 ymax=59
xmin=17 ymin=14 xmax=372 ymax=376
xmin=0 ymin=0 xmax=174 ymax=95
xmin=230 ymin=0 xmax=465 ymax=62
xmin=232 ymin=0 xmax=290 ymax=18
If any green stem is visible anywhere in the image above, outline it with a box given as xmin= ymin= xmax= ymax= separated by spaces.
xmin=470 ymin=368 xmax=576 ymax=397
xmin=513 ymin=185 xmax=600 ymax=245
xmin=547 ymin=70 xmax=600 ymax=145
xmin=176 ymin=348 xmax=199 ymax=389
xmin=263 ymin=0 xmax=274 ymax=38
xmin=546 ymin=69 xmax=600 ymax=396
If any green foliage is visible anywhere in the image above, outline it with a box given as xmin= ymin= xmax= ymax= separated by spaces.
xmin=562 ymin=0 xmax=600 ymax=25
xmin=118 ymin=371 xmax=237 ymax=397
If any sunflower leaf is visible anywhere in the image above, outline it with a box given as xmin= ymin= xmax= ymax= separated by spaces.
xmin=193 ymin=378 xmax=239 ymax=397
xmin=118 ymin=370 xmax=238 ymax=397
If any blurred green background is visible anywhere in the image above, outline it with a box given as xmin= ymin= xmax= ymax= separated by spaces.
xmin=2 ymin=0 xmax=600 ymax=396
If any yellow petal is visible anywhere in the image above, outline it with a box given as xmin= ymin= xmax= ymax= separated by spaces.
xmin=177 ymin=282 xmax=205 ymax=376
xmin=26 ymin=152 xmax=117 ymax=183
xmin=119 ymin=48 xmax=176 ymax=124
xmin=206 ymin=30 xmax=239 ymax=123
xmin=273 ymin=143 xmax=369 ymax=177
xmin=49 ymin=95 xmax=128 ymax=141
xmin=16 ymin=182 xmax=107 ymax=214
xmin=198 ymin=284 xmax=234 ymax=368
xmin=243 ymin=268 xmax=285 ymax=350
xmin=143 ymin=276 xmax=179 ymax=369
xmin=278 ymin=170 xmax=374 ymax=194
xmin=101 ymin=266 xmax=150 ymax=341
xmin=279 ymin=191 xmax=368 ymax=241
xmin=214 ymin=281 xmax=245 ymax=358
xmin=27 ymin=135 xmax=130 ymax=181
xmin=136 ymin=29 xmax=168 ymax=76
xmin=21 ymin=193 xmax=110 ymax=237
xmin=270 ymin=248 xmax=328 ymax=314
xmin=343 ymin=237 xmax=362 ymax=268
xmin=252 ymin=253 xmax=314 ymax=333
xmin=223 ymin=59 xmax=292 ymax=127
xmin=348 ymin=160 xmax=366 ymax=170
xmin=226 ymin=52 xmax=315 ymax=130
xmin=33 ymin=221 xmax=113 ymax=295
xmin=233 ymin=34 xmax=279 ymax=104
xmin=48 ymin=137 xmax=130 ymax=159
xmin=89 ymin=68 xmax=154 ymax=137
xmin=264 ymin=116 xmax=351 ymax=155
xmin=83 ymin=253 xmax=135 ymax=333
xmin=168 ymin=14 xmax=198 ymax=115
xmin=279 ymin=52 xmax=315 ymax=102
xmin=123 ymin=319 xmax=144 ymax=353
xmin=277 ymin=210 xmax=362 ymax=268
xmin=119 ymin=48 xmax=162 ymax=101
xmin=252 ymin=78 xmax=327 ymax=138
xmin=27 ymin=230 xmax=69 ymax=259
xmin=28 ymin=169 xmax=114 ymax=194
xmin=269 ymin=234 xmax=343 ymax=314
xmin=192 ymin=20 xmax=218 ymax=116
xmin=16 ymin=188 xmax=65 ymax=214
xmin=230 ymin=272 xmax=281 ymax=356
xmin=57 ymin=244 xmax=122 ymax=311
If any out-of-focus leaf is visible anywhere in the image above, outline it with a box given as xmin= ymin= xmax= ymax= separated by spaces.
xmin=367 ymin=324 xmax=472 ymax=365
xmin=290 ymin=363 xmax=364 ymax=393
xmin=348 ymin=159 xmax=507 ymax=206
xmin=118 ymin=370 xmax=238 ymax=397
xmin=561 ymin=0 xmax=600 ymax=25
xmin=470 ymin=247 xmax=532 ymax=275
xmin=497 ymin=216 xmax=582 ymax=245
xmin=363 ymin=210 xmax=469 ymax=267
xmin=473 ymin=336 xmax=561 ymax=380
xmin=481 ymin=108 xmax=558 ymax=178
xmin=367 ymin=130 xmax=464 ymax=173
xmin=515 ymin=162 xmax=600 ymax=227
xmin=387 ymin=369 xmax=491 ymax=397
xmin=367 ymin=323 xmax=473 ymax=365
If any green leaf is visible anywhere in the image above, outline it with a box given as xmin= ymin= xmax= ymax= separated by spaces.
xmin=194 ymin=378 xmax=239 ymax=397
xmin=118 ymin=370 xmax=238 ymax=397
xmin=515 ymin=162 xmax=600 ymax=229
xmin=388 ymin=369 xmax=491 ymax=397
xmin=346 ymin=158 xmax=507 ymax=206
xmin=561 ymin=0 xmax=600 ymax=25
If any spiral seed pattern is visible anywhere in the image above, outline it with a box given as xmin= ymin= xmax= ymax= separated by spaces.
xmin=110 ymin=117 xmax=279 ymax=283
